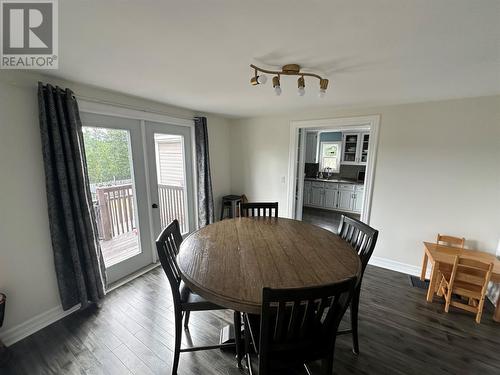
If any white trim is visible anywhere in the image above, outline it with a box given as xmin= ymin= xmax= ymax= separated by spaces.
xmin=0 ymin=262 xmax=161 ymax=347
xmin=286 ymin=115 xmax=380 ymax=224
xmin=78 ymin=100 xmax=194 ymax=128
xmin=0 ymin=304 xmax=80 ymax=347
xmin=369 ymin=256 xmax=429 ymax=278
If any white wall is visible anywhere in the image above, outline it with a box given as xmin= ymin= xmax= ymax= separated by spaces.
xmin=0 ymin=71 xmax=232 ymax=343
xmin=230 ymin=96 xmax=500 ymax=270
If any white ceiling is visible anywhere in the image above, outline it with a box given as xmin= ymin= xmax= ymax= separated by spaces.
xmin=52 ymin=0 xmax=500 ymax=117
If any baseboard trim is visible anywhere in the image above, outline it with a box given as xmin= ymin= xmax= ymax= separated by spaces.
xmin=1 ymin=262 xmax=161 ymax=347
xmin=369 ymin=256 xmax=430 ymax=278
xmin=0 ymin=304 xmax=80 ymax=347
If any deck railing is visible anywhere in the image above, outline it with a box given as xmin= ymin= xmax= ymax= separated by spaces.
xmin=93 ymin=183 xmax=187 ymax=241
xmin=158 ymin=184 xmax=187 ymax=233
xmin=95 ymin=184 xmax=135 ymax=241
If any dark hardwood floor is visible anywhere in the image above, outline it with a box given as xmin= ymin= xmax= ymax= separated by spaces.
xmin=2 ymin=265 xmax=499 ymax=375
xmin=302 ymin=207 xmax=360 ymax=233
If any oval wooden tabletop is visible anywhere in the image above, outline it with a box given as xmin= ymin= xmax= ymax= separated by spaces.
xmin=177 ymin=217 xmax=361 ymax=314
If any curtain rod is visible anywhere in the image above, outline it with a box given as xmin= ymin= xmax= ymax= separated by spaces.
xmin=74 ymin=95 xmax=197 ymax=121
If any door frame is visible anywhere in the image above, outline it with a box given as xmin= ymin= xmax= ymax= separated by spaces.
xmin=79 ymin=100 xmax=197 ymax=264
xmin=286 ymin=115 xmax=380 ymax=224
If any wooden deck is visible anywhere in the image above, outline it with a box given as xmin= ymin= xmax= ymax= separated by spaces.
xmin=100 ymin=231 xmax=140 ymax=267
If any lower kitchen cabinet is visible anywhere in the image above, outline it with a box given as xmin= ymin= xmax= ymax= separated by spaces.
xmin=337 ymin=189 xmax=354 ymax=211
xmin=324 ymin=188 xmax=337 ymax=209
xmin=303 ymin=180 xmax=363 ymax=214
xmin=311 ymin=186 xmax=324 ymax=206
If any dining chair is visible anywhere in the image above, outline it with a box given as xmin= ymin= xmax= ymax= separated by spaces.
xmin=156 ymin=220 xmax=242 ymax=374
xmin=336 ymin=215 xmax=378 ymax=355
xmin=437 ymin=256 xmax=493 ymax=323
xmin=243 ymin=277 xmax=357 ymax=375
xmin=240 ymin=202 xmax=279 ymax=218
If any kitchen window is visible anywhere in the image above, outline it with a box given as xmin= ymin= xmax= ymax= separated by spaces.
xmin=319 ymin=141 xmax=341 ymax=172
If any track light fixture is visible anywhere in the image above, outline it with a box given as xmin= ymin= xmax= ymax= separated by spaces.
xmin=250 ymin=64 xmax=329 ymax=97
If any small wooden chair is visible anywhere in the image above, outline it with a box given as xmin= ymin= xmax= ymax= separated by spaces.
xmin=438 ymin=256 xmax=493 ymax=323
xmin=437 ymin=234 xmax=465 ymax=248
xmin=432 ymin=234 xmax=466 ymax=290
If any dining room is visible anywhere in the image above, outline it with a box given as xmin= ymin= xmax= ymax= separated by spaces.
xmin=0 ymin=1 xmax=500 ymax=374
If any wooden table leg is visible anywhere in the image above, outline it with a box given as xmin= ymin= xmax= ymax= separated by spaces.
xmin=420 ymin=251 xmax=428 ymax=281
xmin=426 ymin=262 xmax=439 ymax=302
xmin=494 ymin=295 xmax=500 ymax=323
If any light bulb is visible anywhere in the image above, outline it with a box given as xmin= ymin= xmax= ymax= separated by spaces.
xmin=274 ymin=85 xmax=282 ymax=96
xmin=297 ymin=87 xmax=305 ymax=96
xmin=257 ymin=75 xmax=267 ymax=84
xmin=318 ymin=89 xmax=326 ymax=98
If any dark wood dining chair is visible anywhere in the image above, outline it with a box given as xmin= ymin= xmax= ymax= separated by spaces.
xmin=243 ymin=277 xmax=357 ymax=375
xmin=337 ymin=215 xmax=378 ymax=355
xmin=240 ymin=202 xmax=279 ymax=218
xmin=156 ymin=220 xmax=242 ymax=374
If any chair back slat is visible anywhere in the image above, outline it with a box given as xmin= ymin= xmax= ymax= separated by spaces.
xmin=155 ymin=220 xmax=184 ymax=304
xmin=259 ymin=277 xmax=356 ymax=366
xmin=453 ymin=257 xmax=492 ymax=287
xmin=338 ymin=215 xmax=378 ymax=275
xmin=437 ymin=233 xmax=465 ymax=248
xmin=240 ymin=202 xmax=279 ymax=218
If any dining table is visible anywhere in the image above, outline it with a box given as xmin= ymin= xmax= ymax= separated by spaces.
xmin=177 ymin=217 xmax=361 ymax=315
xmin=421 ymin=241 xmax=500 ymax=322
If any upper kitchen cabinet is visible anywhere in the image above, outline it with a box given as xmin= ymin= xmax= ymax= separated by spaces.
xmin=341 ymin=132 xmax=370 ymax=165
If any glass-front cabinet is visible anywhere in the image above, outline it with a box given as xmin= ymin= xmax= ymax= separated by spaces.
xmin=341 ymin=132 xmax=370 ymax=165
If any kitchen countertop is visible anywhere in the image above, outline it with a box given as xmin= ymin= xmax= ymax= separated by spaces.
xmin=304 ymin=177 xmax=363 ymax=184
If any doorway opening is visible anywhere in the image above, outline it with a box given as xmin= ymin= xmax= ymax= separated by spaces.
xmin=287 ymin=116 xmax=380 ymax=231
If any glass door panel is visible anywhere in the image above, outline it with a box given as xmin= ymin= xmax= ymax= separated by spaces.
xmin=81 ymin=112 xmax=154 ymax=284
xmin=146 ymin=121 xmax=195 ymax=239
xmin=343 ymin=133 xmax=358 ymax=163
xmin=83 ymin=127 xmax=140 ymax=267
xmin=361 ymin=133 xmax=369 ymax=163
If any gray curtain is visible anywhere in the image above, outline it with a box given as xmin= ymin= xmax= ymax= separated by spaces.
xmin=38 ymin=82 xmax=106 ymax=310
xmin=194 ymin=117 xmax=215 ymax=227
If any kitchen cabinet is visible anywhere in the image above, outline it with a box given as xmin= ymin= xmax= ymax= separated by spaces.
xmin=311 ymin=184 xmax=324 ymax=206
xmin=353 ymin=185 xmax=364 ymax=212
xmin=324 ymin=187 xmax=337 ymax=209
xmin=337 ymin=189 xmax=354 ymax=211
xmin=303 ymin=181 xmax=312 ymax=205
xmin=341 ymin=132 xmax=370 ymax=165
xmin=303 ymin=180 xmax=364 ymax=214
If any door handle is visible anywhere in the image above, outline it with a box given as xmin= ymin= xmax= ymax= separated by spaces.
xmin=152 ymin=203 xmax=158 ymax=208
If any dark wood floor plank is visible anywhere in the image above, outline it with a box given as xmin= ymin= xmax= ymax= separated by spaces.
xmin=2 ymin=265 xmax=499 ymax=375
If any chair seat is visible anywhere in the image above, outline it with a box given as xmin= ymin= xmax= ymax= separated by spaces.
xmin=179 ymin=281 xmax=225 ymax=311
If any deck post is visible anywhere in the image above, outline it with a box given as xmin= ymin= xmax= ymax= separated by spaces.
xmin=97 ymin=188 xmax=112 ymax=240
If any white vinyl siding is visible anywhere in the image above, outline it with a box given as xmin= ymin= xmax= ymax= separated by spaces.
xmin=157 ymin=138 xmax=184 ymax=187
